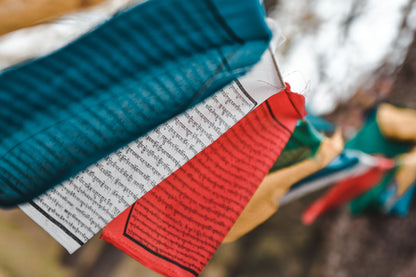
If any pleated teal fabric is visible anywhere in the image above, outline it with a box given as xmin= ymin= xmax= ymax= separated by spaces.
xmin=0 ymin=0 xmax=271 ymax=207
xmin=269 ymin=119 xmax=323 ymax=173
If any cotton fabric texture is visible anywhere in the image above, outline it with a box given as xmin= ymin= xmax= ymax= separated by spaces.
xmin=0 ymin=0 xmax=271 ymax=207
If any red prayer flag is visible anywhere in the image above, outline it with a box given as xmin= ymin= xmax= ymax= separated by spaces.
xmin=302 ymin=156 xmax=395 ymax=225
xmin=101 ymin=86 xmax=305 ymax=277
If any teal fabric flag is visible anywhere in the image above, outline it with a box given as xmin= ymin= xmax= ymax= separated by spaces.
xmin=376 ymin=180 xmax=416 ymax=216
xmin=388 ymin=183 xmax=416 ymax=216
xmin=269 ymin=119 xmax=323 ymax=172
xmin=350 ymin=170 xmax=396 ymax=215
xmin=347 ymin=108 xmax=412 ymax=214
xmin=345 ymin=110 xmax=410 ymax=158
xmin=0 ymin=0 xmax=271 ymax=207
xmin=305 ymin=111 xmax=335 ymax=134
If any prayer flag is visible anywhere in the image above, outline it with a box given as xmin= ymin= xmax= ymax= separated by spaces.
xmin=279 ymin=150 xmax=376 ymax=205
xmin=19 ymin=27 xmax=287 ymax=254
xmin=224 ymin=129 xmax=342 ymax=242
xmin=0 ymin=0 xmax=271 ymax=207
xmin=269 ymin=119 xmax=323 ymax=172
xmin=387 ymin=183 xmax=416 ymax=216
xmin=348 ymin=104 xmax=414 ymax=214
xmin=302 ymin=156 xmax=394 ymax=225
xmin=101 ymin=86 xmax=305 ymax=277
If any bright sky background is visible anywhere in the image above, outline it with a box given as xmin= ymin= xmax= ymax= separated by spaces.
xmin=271 ymin=0 xmax=415 ymax=114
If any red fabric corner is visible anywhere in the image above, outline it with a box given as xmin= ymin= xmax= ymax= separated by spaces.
xmin=102 ymin=88 xmax=305 ymax=277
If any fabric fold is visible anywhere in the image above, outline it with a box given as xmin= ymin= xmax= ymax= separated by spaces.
xmin=0 ymin=0 xmax=271 ymax=207
xmin=348 ymin=104 xmax=414 ymax=214
xmin=101 ymin=86 xmax=305 ymax=277
xmin=303 ymin=156 xmax=394 ymax=224
xmin=269 ymin=119 xmax=324 ymax=172
xmin=224 ymin=129 xmax=343 ymax=242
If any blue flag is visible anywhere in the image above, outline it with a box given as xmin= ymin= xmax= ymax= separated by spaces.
xmin=0 ymin=0 xmax=271 ymax=207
